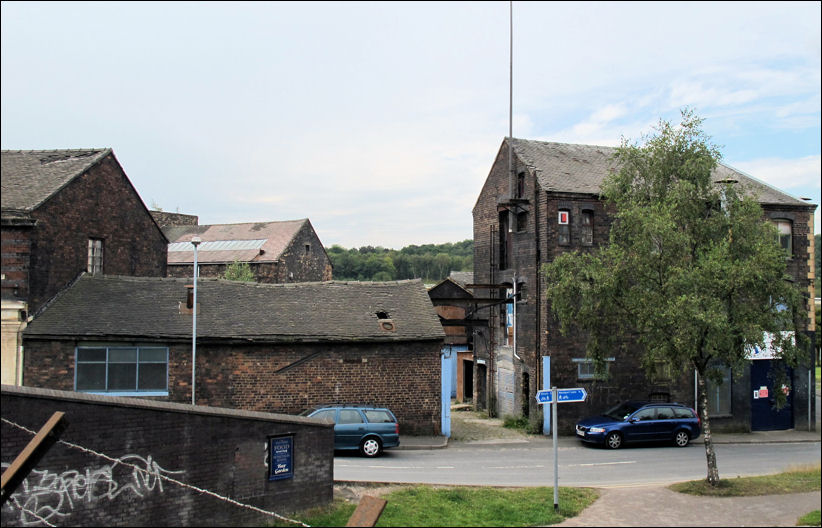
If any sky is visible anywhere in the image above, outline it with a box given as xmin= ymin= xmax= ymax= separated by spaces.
xmin=2 ymin=1 xmax=820 ymax=249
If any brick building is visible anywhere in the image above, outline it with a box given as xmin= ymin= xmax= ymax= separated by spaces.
xmin=20 ymin=275 xmax=445 ymax=434
xmin=1 ymin=149 xmax=168 ymax=385
xmin=473 ymin=138 xmax=817 ymax=432
xmin=162 ymin=219 xmax=333 ymax=283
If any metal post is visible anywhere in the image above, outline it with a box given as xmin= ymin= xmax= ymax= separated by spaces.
xmin=552 ymin=385 xmax=559 ymax=512
xmin=809 ymin=369 xmax=812 ymax=432
xmin=191 ymin=236 xmax=201 ymax=405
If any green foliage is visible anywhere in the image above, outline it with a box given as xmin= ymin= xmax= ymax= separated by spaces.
xmin=223 ymin=260 xmax=255 ymax=282
xmin=326 ymin=240 xmax=473 ymax=282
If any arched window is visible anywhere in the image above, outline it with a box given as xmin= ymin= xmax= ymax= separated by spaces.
xmin=581 ymin=210 xmax=594 ymax=246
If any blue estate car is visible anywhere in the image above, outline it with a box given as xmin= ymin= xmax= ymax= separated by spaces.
xmin=575 ymin=401 xmax=701 ymax=449
xmin=300 ymin=404 xmax=400 ymax=457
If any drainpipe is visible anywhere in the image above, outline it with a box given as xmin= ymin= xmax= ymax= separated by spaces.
xmin=191 ymin=236 xmax=201 ymax=405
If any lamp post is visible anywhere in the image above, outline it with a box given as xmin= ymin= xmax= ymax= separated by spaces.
xmin=191 ymin=236 xmax=201 ymax=405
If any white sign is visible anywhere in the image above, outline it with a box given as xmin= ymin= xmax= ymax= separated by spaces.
xmin=745 ymin=331 xmax=794 ymax=360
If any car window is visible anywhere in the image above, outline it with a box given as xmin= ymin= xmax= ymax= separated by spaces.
xmin=311 ymin=409 xmax=336 ymax=424
xmin=632 ymin=408 xmax=657 ymax=421
xmin=605 ymin=402 xmax=641 ymax=420
xmin=364 ymin=410 xmax=395 ymax=423
xmin=656 ymin=407 xmax=675 ymax=420
xmin=339 ymin=409 xmax=364 ymax=424
xmin=674 ymin=407 xmax=696 ymax=419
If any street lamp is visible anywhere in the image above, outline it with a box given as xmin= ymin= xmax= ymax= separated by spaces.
xmin=191 ymin=236 xmax=201 ymax=405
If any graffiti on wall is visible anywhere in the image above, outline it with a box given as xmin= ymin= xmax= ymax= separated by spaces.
xmin=2 ymin=453 xmax=185 ymax=526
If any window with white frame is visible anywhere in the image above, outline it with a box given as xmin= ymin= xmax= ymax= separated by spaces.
xmin=558 ymin=209 xmax=571 ymax=246
xmin=772 ymin=219 xmax=792 ymax=257
xmin=581 ymin=210 xmax=594 ymax=246
xmin=75 ymin=346 xmax=168 ymax=394
xmin=87 ymin=238 xmax=103 ymax=274
xmin=574 ymin=357 xmax=614 ymax=380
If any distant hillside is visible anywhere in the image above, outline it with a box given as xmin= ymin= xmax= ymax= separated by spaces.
xmin=326 ymin=240 xmax=472 ymax=283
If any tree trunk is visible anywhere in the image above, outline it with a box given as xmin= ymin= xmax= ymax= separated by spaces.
xmin=697 ymin=372 xmax=720 ymax=485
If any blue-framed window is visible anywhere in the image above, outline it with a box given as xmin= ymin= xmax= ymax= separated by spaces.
xmin=75 ymin=346 xmax=169 ymax=396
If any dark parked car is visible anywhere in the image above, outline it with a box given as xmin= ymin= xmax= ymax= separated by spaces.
xmin=575 ymin=401 xmax=701 ymax=449
xmin=300 ymin=404 xmax=400 ymax=457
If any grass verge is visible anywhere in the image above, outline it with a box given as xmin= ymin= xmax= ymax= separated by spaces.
xmin=668 ymin=464 xmax=821 ymax=497
xmin=797 ymin=510 xmax=821 ymax=526
xmin=271 ymin=485 xmax=599 ymax=527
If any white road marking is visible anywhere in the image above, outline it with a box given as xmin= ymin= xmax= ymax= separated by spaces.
xmin=567 ymin=461 xmax=637 ymax=467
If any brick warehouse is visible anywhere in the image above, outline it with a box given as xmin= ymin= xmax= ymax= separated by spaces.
xmin=1 ymin=385 xmax=334 ymax=527
xmin=162 ymin=219 xmax=333 ymax=284
xmin=20 ymin=275 xmax=445 ymax=434
xmin=472 ymin=138 xmax=817 ymax=433
xmin=1 ymin=149 xmax=168 ymax=386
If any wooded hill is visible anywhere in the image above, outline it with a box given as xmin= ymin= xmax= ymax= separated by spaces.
xmin=326 ymin=240 xmax=473 ymax=283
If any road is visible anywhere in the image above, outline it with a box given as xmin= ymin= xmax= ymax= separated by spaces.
xmin=334 ymin=440 xmax=822 ymax=487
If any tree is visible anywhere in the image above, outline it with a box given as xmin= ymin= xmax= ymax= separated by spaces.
xmin=543 ymin=109 xmax=808 ymax=486
xmin=224 ymin=260 xmax=255 ymax=282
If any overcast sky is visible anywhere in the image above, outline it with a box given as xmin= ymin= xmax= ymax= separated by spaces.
xmin=2 ymin=1 xmax=819 ymax=248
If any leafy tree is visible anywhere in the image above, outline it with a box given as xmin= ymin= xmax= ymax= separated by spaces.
xmin=223 ymin=260 xmax=255 ymax=282
xmin=543 ymin=109 xmax=808 ymax=486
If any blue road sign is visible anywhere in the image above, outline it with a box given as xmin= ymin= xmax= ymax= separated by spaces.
xmin=535 ymin=387 xmax=587 ymax=404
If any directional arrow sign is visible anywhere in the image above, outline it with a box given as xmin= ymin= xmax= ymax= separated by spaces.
xmin=535 ymin=387 xmax=587 ymax=404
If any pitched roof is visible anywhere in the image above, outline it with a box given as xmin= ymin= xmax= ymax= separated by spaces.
xmin=164 ymin=219 xmax=309 ymax=264
xmin=1 ymin=149 xmax=112 ymax=212
xmin=508 ymin=138 xmax=813 ymax=207
xmin=24 ymin=274 xmax=445 ymax=343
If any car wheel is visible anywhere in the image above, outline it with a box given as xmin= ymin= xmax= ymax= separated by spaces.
xmin=359 ymin=437 xmax=382 ymax=457
xmin=674 ymin=430 xmax=690 ymax=447
xmin=605 ymin=431 xmax=622 ymax=449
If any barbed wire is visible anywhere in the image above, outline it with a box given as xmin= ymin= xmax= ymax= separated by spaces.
xmin=1 ymin=417 xmax=310 ymax=527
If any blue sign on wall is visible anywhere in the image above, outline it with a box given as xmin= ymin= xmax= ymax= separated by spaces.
xmin=269 ymin=435 xmax=294 ymax=481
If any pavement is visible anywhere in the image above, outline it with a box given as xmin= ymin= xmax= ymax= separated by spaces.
xmin=377 ymin=399 xmax=822 ymax=526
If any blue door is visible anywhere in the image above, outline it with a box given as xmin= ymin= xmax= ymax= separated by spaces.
xmin=751 ymin=360 xmax=793 ymax=431
xmin=441 ymin=348 xmax=453 ymax=437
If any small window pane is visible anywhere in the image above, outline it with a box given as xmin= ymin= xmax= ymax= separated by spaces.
xmin=108 ymin=363 xmax=137 ymax=390
xmin=138 ymin=363 xmax=167 ymax=390
xmin=77 ymin=348 xmax=107 ymax=362
xmin=339 ymin=410 xmax=364 ymax=424
xmin=139 ymin=348 xmax=167 ymax=362
xmin=581 ymin=211 xmax=593 ymax=246
xmin=674 ymin=408 xmax=695 ymax=419
xmin=109 ymin=348 xmax=137 ymax=362
xmin=656 ymin=407 xmax=675 ymax=420
xmin=76 ymin=364 xmax=107 ymax=391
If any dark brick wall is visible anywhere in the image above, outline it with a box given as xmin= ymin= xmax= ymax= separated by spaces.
xmin=0 ymin=224 xmax=33 ymax=302
xmin=167 ymin=261 xmax=280 ymax=282
xmin=22 ymin=338 xmax=442 ymax=435
xmin=1 ymin=385 xmax=333 ymax=527
xmin=24 ymin=154 xmax=167 ymax=313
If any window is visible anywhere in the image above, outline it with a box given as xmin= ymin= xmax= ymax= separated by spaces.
xmin=656 ymin=407 xmax=675 ymax=420
xmin=87 ymin=238 xmax=103 ymax=274
xmin=632 ymin=408 xmax=656 ymax=421
xmin=705 ymin=367 xmax=732 ymax=416
xmin=339 ymin=410 xmax=364 ymax=424
xmin=558 ymin=210 xmax=570 ymax=246
xmin=581 ymin=210 xmax=593 ymax=246
xmin=75 ymin=346 xmax=168 ymax=395
xmin=312 ymin=409 xmax=337 ymax=424
xmin=516 ymin=171 xmax=525 ymax=198
xmin=773 ymin=219 xmax=792 ymax=257
xmin=305 ymin=243 xmax=311 ymax=254
xmin=516 ymin=211 xmax=528 ymax=232
xmin=574 ymin=357 xmax=614 ymax=380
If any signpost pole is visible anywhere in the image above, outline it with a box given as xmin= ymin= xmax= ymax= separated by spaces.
xmin=552 ymin=385 xmax=558 ymax=512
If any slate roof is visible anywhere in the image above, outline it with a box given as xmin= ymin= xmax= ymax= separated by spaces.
xmin=24 ymin=274 xmax=445 ymax=343
xmin=1 ymin=149 xmax=112 ymax=212
xmin=508 ymin=138 xmax=813 ymax=207
xmin=164 ymin=220 xmax=309 ymax=264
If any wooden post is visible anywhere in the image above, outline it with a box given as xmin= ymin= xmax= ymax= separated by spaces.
xmin=346 ymin=495 xmax=387 ymax=527
xmin=1 ymin=412 xmax=67 ymax=505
